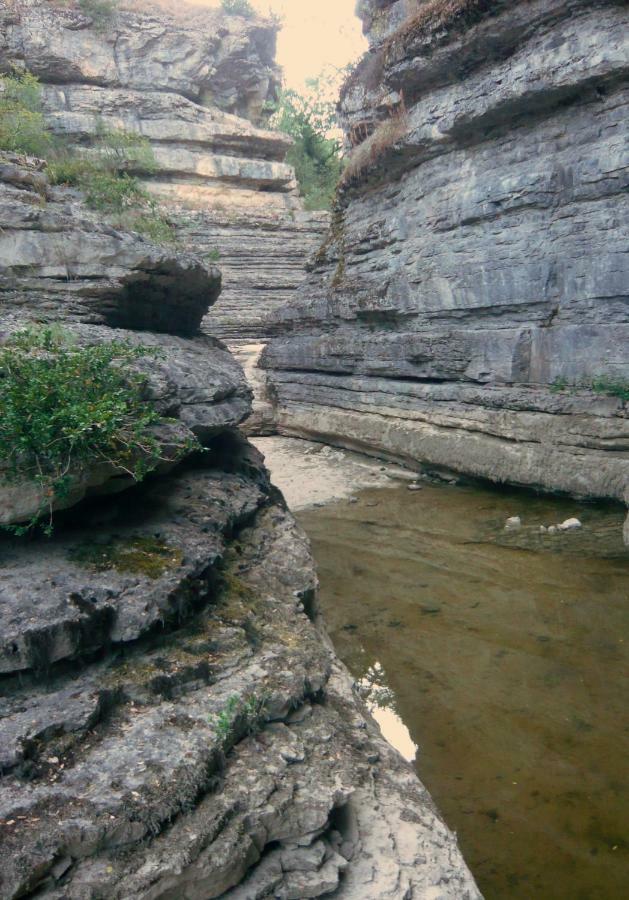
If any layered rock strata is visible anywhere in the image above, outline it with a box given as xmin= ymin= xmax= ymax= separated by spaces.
xmin=0 ymin=159 xmax=478 ymax=900
xmin=262 ymin=0 xmax=629 ymax=524
xmin=0 ymin=0 xmax=328 ymax=349
xmin=0 ymin=151 xmax=251 ymax=524
xmin=0 ymin=439 xmax=480 ymax=899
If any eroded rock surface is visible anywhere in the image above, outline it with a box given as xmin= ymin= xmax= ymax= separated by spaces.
xmin=0 ymin=0 xmax=329 ymax=348
xmin=261 ymin=0 xmax=629 ymax=526
xmin=0 ymin=152 xmax=249 ymax=524
xmin=0 ymin=434 xmax=480 ymax=899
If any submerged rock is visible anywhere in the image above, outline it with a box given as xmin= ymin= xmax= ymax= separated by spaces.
xmin=557 ymin=517 xmax=582 ymax=532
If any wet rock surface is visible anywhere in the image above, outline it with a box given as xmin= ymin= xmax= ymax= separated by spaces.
xmin=262 ymin=0 xmax=629 ymax=527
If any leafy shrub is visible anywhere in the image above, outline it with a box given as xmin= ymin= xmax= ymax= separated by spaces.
xmin=0 ymin=71 xmax=175 ymax=243
xmin=550 ymin=375 xmax=629 ymax=402
xmin=0 ymin=70 xmax=52 ymax=157
xmin=270 ymin=78 xmax=345 ymax=211
xmin=210 ymin=692 xmax=267 ymax=747
xmin=220 ymin=0 xmax=255 ymax=18
xmin=0 ymin=328 xmax=174 ymax=534
xmin=590 ymin=377 xmax=629 ymax=402
xmin=78 ymin=0 xmax=119 ymax=32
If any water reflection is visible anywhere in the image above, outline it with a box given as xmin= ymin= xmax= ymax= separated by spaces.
xmin=357 ymin=660 xmax=418 ymax=763
xmin=299 ymin=481 xmax=629 ymax=900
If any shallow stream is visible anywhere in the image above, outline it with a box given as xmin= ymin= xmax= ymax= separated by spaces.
xmin=298 ymin=481 xmax=629 ymax=900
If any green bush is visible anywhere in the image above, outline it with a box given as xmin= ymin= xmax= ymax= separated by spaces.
xmin=0 ymin=328 xmax=172 ymax=534
xmin=550 ymin=375 xmax=629 ymax=402
xmin=591 ymin=376 xmax=629 ymax=402
xmin=269 ymin=77 xmax=345 ymax=211
xmin=0 ymin=70 xmax=52 ymax=157
xmin=78 ymin=0 xmax=119 ymax=32
xmin=220 ymin=0 xmax=255 ymax=18
xmin=0 ymin=71 xmax=176 ymax=243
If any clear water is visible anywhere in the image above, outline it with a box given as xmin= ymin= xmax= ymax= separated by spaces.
xmin=298 ymin=482 xmax=629 ymax=900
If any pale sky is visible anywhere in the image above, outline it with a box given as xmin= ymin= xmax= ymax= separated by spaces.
xmin=188 ymin=0 xmax=367 ymax=91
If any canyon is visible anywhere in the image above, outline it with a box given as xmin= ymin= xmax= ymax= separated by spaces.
xmin=0 ymin=0 xmax=627 ymax=897
xmin=0 ymin=1 xmax=479 ymax=898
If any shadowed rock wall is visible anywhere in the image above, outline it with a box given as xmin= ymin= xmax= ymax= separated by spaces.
xmin=261 ymin=0 xmax=629 ymax=525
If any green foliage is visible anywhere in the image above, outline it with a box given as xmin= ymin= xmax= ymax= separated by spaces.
xmin=269 ymin=76 xmax=345 ymax=211
xmin=211 ymin=693 xmax=267 ymax=747
xmin=590 ymin=376 xmax=629 ymax=402
xmin=0 ymin=69 xmax=52 ymax=157
xmin=550 ymin=375 xmax=629 ymax=402
xmin=0 ymin=327 xmax=173 ymax=534
xmin=78 ymin=0 xmax=119 ymax=32
xmin=0 ymin=71 xmax=175 ymax=243
xmin=220 ymin=0 xmax=255 ymax=17
xmin=549 ymin=377 xmax=568 ymax=394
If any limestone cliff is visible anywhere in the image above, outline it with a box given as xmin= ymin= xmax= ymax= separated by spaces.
xmin=0 ymin=144 xmax=479 ymax=900
xmin=262 ymin=0 xmax=629 ymax=522
xmin=0 ymin=0 xmax=329 ymax=345
xmin=0 ymin=3 xmax=480 ymax=897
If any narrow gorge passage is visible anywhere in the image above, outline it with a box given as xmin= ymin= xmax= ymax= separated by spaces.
xmin=260 ymin=439 xmax=629 ymax=900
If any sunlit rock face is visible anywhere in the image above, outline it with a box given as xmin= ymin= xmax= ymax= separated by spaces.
xmin=263 ymin=0 xmax=629 ymax=520
xmin=0 ymin=0 xmax=328 ymax=343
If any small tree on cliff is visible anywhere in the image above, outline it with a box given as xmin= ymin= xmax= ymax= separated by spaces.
xmin=270 ymin=73 xmax=345 ymax=211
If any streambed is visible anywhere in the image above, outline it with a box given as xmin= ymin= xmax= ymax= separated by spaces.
xmin=294 ymin=476 xmax=629 ymax=899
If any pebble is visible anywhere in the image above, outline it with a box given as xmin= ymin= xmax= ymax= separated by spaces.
xmin=407 ymin=484 xmax=423 ymax=492
xmin=558 ymin=517 xmax=582 ymax=531
xmin=548 ymin=525 xmax=558 ymax=534
xmin=505 ymin=516 xmax=522 ymax=530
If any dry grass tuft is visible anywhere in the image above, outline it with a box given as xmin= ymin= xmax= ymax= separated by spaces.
xmin=385 ymin=0 xmax=502 ymax=57
xmin=340 ymin=111 xmax=409 ymax=187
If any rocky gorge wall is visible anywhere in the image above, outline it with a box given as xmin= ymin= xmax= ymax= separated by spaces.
xmin=0 ymin=0 xmax=328 ymax=344
xmin=0 ymin=145 xmax=479 ymax=900
xmin=261 ymin=0 xmax=629 ymax=530
xmin=0 ymin=3 xmax=481 ymax=897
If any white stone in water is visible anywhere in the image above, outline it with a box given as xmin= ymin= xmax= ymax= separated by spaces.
xmin=540 ymin=526 xmax=548 ymax=533
xmin=548 ymin=525 xmax=558 ymax=534
xmin=557 ymin=518 xmax=582 ymax=531
xmin=505 ymin=516 xmax=522 ymax=530
xmin=408 ymin=484 xmax=423 ymax=492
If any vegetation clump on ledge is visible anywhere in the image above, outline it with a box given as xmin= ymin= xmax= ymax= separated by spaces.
xmin=77 ymin=0 xmax=120 ymax=32
xmin=340 ymin=110 xmax=408 ymax=188
xmin=384 ymin=0 xmax=505 ymax=57
xmin=341 ymin=0 xmax=506 ymax=104
xmin=0 ymin=328 xmax=188 ymax=535
xmin=0 ymin=69 xmax=176 ymax=243
xmin=220 ymin=0 xmax=255 ymax=18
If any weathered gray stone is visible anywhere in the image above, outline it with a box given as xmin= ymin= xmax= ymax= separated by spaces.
xmin=0 ymin=443 xmax=480 ymax=900
xmin=262 ymin=0 xmax=629 ymax=530
xmin=0 ymin=1 xmax=330 ymax=348
xmin=0 ymin=153 xmax=250 ymax=525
